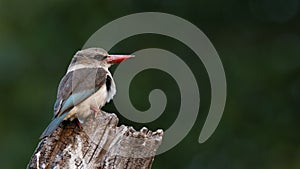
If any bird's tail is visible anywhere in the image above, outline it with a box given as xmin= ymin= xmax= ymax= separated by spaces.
xmin=40 ymin=112 xmax=68 ymax=139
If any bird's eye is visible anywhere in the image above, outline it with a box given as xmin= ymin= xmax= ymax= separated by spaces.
xmin=94 ymin=55 xmax=103 ymax=60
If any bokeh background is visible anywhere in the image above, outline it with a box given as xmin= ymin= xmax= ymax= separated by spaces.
xmin=1 ymin=0 xmax=300 ymax=169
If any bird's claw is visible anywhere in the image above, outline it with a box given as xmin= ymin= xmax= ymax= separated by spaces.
xmin=90 ymin=106 xmax=101 ymax=118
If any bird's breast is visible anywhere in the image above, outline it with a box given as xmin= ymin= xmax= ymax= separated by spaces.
xmin=71 ymin=77 xmax=116 ymax=123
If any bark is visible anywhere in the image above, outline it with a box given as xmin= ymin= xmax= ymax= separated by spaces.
xmin=27 ymin=111 xmax=163 ymax=169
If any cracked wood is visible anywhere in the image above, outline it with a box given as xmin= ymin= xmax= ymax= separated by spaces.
xmin=27 ymin=111 xmax=163 ymax=169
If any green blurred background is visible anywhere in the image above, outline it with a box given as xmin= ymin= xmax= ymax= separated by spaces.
xmin=1 ymin=0 xmax=300 ymax=168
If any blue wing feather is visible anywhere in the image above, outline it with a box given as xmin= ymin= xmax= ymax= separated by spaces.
xmin=53 ymin=68 xmax=107 ymax=117
xmin=41 ymin=89 xmax=96 ymax=138
xmin=59 ymin=89 xmax=96 ymax=114
xmin=41 ymin=67 xmax=108 ymax=138
xmin=40 ymin=112 xmax=68 ymax=138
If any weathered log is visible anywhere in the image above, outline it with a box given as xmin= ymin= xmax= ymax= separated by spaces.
xmin=27 ymin=111 xmax=163 ymax=169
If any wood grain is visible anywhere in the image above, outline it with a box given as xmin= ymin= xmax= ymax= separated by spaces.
xmin=27 ymin=111 xmax=163 ymax=169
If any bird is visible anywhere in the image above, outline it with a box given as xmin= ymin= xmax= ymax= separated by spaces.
xmin=40 ymin=48 xmax=134 ymax=138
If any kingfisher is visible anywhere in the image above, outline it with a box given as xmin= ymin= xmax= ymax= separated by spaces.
xmin=40 ymin=48 xmax=134 ymax=138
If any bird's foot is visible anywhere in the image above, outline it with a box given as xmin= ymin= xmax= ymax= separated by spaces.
xmin=90 ymin=106 xmax=101 ymax=118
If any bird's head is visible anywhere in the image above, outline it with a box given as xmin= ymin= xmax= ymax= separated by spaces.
xmin=68 ymin=48 xmax=134 ymax=71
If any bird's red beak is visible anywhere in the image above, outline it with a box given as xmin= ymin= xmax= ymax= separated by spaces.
xmin=106 ymin=54 xmax=134 ymax=64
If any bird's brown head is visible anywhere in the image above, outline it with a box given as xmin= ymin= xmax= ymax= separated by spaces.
xmin=68 ymin=48 xmax=134 ymax=71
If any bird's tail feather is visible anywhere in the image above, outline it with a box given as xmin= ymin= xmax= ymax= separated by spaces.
xmin=40 ymin=112 xmax=68 ymax=139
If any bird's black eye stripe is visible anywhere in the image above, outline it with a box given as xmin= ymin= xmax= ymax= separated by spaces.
xmin=106 ymin=75 xmax=112 ymax=92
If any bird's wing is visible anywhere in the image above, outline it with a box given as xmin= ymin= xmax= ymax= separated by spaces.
xmin=53 ymin=67 xmax=108 ymax=118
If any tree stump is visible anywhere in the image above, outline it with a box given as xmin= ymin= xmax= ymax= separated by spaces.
xmin=27 ymin=111 xmax=163 ymax=169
